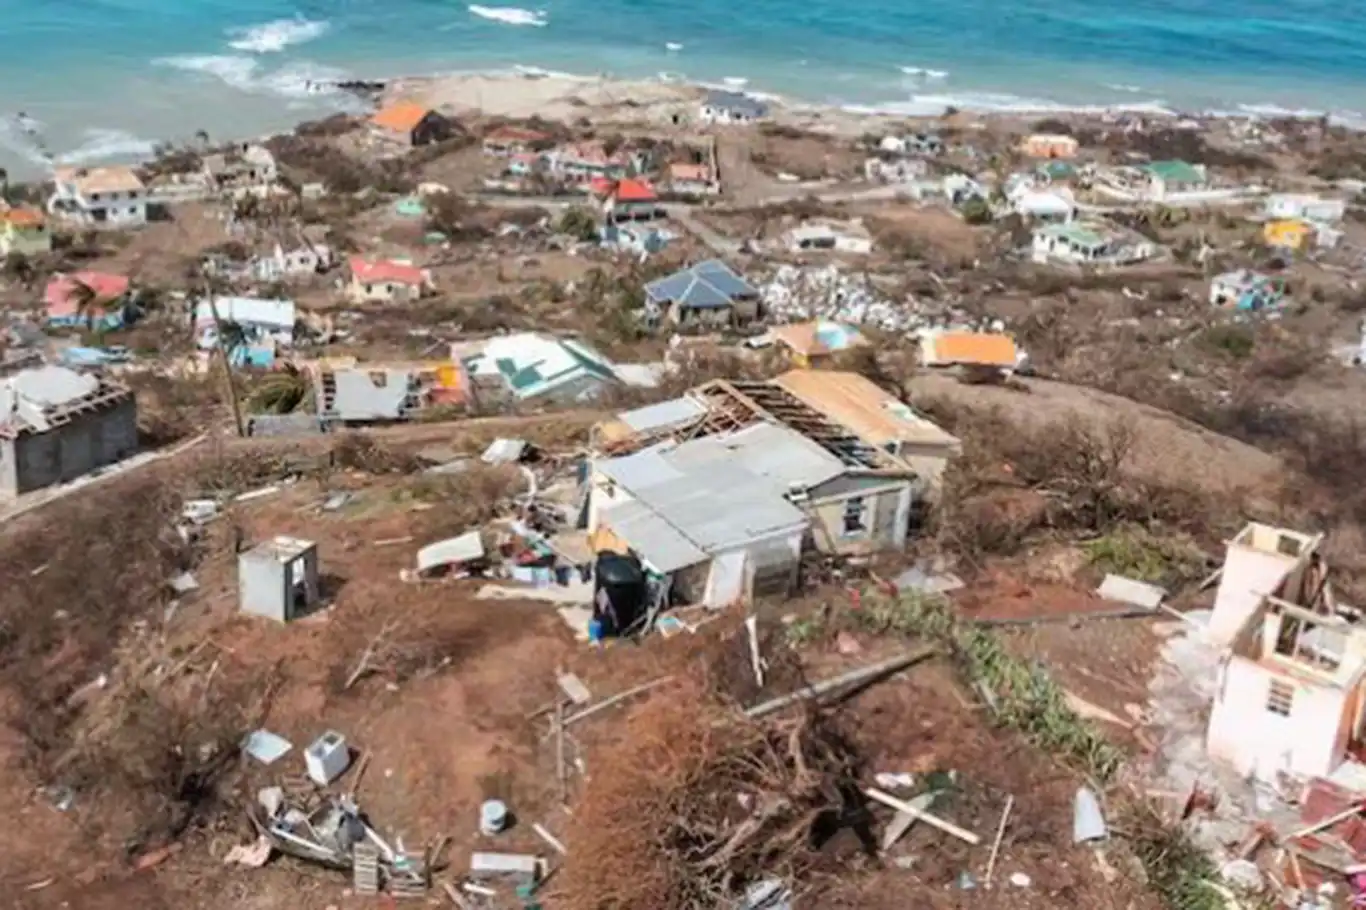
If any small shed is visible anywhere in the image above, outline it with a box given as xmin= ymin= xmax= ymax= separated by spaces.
xmin=239 ymin=536 xmax=321 ymax=622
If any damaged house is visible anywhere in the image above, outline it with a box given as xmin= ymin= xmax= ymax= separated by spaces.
xmin=1204 ymin=524 xmax=1366 ymax=783
xmin=586 ymin=371 xmax=959 ymax=607
xmin=0 ymin=365 xmax=138 ymax=497
xmin=316 ymin=361 xmax=467 ymax=424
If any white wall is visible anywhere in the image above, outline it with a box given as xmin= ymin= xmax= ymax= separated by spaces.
xmin=1207 ymin=657 xmax=1351 ymax=780
xmin=1208 ymin=539 xmax=1302 ymax=646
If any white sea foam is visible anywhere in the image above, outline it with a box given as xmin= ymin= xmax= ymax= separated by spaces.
xmin=55 ymin=128 xmax=158 ymax=165
xmin=468 ymin=5 xmax=547 ymax=26
xmin=155 ymin=54 xmax=350 ymax=104
xmin=259 ymin=61 xmax=349 ymax=99
xmin=722 ymin=76 xmax=749 ymax=88
xmin=665 ymin=42 xmax=683 ymax=52
xmin=227 ymin=16 xmax=329 ymax=54
xmin=1104 ymin=83 xmax=1144 ymax=93
xmin=844 ymin=91 xmax=1176 ymax=117
xmin=0 ymin=120 xmax=52 ymax=167
xmin=156 ymin=54 xmax=261 ymax=92
xmin=511 ymin=64 xmax=584 ymax=80
xmin=899 ymin=66 xmax=948 ymax=80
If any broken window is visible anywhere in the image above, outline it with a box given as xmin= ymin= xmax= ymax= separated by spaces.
xmin=1277 ymin=534 xmax=1303 ymax=557
xmin=842 ymin=497 xmax=869 ymax=536
xmin=1267 ymin=680 xmax=1295 ymax=717
xmin=1273 ymin=609 xmax=1345 ymax=673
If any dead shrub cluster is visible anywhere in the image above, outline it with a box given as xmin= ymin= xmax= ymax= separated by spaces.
xmin=554 ymin=678 xmax=862 ymax=910
xmin=918 ymin=403 xmax=1225 ymax=560
xmin=0 ymin=474 xmax=211 ymax=844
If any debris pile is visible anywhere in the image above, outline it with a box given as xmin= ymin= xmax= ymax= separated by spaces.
xmin=761 ymin=265 xmax=915 ymax=331
xmin=248 ymin=789 xmax=432 ymax=896
xmin=554 ymin=677 xmax=861 ymax=910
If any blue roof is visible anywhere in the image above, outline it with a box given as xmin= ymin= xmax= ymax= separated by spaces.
xmin=645 ymin=259 xmax=757 ymax=310
xmin=813 ymin=322 xmax=861 ymax=352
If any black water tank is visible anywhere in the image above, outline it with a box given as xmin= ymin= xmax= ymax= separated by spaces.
xmin=594 ymin=552 xmax=647 ymax=635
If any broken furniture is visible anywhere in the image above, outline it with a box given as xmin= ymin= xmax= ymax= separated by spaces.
xmin=305 ymin=731 xmax=352 ymax=785
xmin=239 ymin=535 xmax=321 ymax=622
xmin=250 ymin=792 xmax=432 ymax=896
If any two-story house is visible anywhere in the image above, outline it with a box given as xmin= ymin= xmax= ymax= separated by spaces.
xmin=49 ymin=166 xmax=147 ymax=227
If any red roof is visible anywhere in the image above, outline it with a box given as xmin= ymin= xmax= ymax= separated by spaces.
xmin=349 ymin=256 xmax=425 ymax=286
xmin=613 ymin=178 xmax=657 ymax=203
xmin=45 ymin=271 xmax=130 ymax=317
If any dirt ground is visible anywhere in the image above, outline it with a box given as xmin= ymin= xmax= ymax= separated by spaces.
xmin=0 ymin=435 xmax=1168 ymax=910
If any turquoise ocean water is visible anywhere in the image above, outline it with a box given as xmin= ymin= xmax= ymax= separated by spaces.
xmin=2 ymin=0 xmax=1366 ymax=175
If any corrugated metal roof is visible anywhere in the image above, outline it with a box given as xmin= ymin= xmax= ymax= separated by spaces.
xmin=194 ymin=296 xmax=296 ymax=330
xmin=595 ymin=423 xmax=832 ymax=560
xmin=617 ymin=395 xmax=708 ymax=433
xmin=668 ymin=423 xmax=846 ymax=489
xmin=599 ymin=500 xmax=707 ymax=573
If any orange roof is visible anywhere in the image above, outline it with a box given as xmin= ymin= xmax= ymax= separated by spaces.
xmin=669 ymin=163 xmax=711 ymax=183
xmin=771 ymin=370 xmax=959 ymax=449
xmin=612 ymin=178 xmax=657 ymax=203
xmin=372 ymin=101 xmax=433 ymax=134
xmin=349 ymin=256 xmax=426 ymax=286
xmin=0 ymin=206 xmax=45 ymax=228
xmin=922 ymin=332 xmax=1018 ymax=368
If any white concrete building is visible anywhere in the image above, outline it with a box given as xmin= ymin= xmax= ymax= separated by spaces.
xmin=865 ymin=157 xmax=928 ymax=184
xmin=698 ymin=90 xmax=768 ymax=125
xmin=1205 ymin=524 xmax=1366 ymax=783
xmin=1264 ymin=194 xmax=1347 ymax=224
xmin=784 ymin=220 xmax=873 ymax=255
xmin=48 ymin=166 xmax=147 ymax=227
xmin=1031 ymin=221 xmax=1154 ymax=266
xmin=1009 ymin=187 xmax=1076 ymax=223
xmin=1207 ymin=523 xmax=1319 ymax=646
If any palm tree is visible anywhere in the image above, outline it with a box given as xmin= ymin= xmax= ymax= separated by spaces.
xmin=202 ymin=286 xmax=247 ymax=438
xmin=249 ymin=362 xmax=310 ymax=415
xmin=67 ymin=277 xmax=104 ymax=329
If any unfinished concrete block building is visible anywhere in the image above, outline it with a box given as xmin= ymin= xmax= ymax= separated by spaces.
xmin=238 ymin=536 xmax=321 ymax=622
xmin=0 ymin=365 xmax=137 ymax=497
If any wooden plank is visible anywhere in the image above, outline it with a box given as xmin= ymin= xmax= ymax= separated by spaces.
xmin=864 ymin=788 xmax=980 ymax=845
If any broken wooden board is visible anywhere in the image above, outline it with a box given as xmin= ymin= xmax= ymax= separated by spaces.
xmin=881 ymin=792 xmax=937 ymax=851
xmin=557 ymin=673 xmax=592 ymax=706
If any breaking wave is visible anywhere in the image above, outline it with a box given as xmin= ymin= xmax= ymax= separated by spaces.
xmin=154 ymin=54 xmax=348 ymax=100
xmin=467 ymin=5 xmax=548 ymax=27
xmin=227 ymin=16 xmax=329 ymax=53
xmin=55 ymin=128 xmax=159 ymax=165
xmin=900 ymin=66 xmax=949 ymax=80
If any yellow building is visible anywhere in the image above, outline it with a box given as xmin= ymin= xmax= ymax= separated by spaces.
xmin=1264 ymin=218 xmax=1312 ymax=251
xmin=0 ymin=206 xmax=51 ymax=256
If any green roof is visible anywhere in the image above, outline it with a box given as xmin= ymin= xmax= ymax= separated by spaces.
xmin=1041 ymin=222 xmax=1109 ymax=248
xmin=1039 ymin=161 xmax=1075 ymax=178
xmin=1142 ymin=160 xmax=1204 ymax=184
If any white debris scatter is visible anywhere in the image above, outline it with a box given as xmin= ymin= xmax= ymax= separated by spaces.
xmin=760 ymin=265 xmax=917 ymax=331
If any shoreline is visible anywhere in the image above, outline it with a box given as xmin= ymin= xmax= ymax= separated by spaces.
xmin=4 ymin=65 xmax=1364 ymax=182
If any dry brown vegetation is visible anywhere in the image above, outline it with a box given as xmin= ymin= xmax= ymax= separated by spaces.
xmin=555 ymin=674 xmax=863 ymax=910
xmin=916 ymin=402 xmax=1236 ymax=564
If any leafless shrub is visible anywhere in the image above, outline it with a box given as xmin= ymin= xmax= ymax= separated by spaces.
xmin=554 ymin=678 xmax=862 ymax=910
